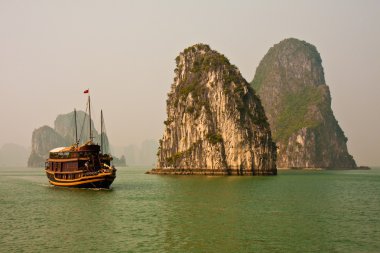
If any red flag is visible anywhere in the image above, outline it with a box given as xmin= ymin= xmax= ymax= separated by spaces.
xmin=83 ymin=89 xmax=89 ymax=94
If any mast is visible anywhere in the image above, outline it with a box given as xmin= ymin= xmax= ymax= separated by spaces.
xmin=88 ymin=94 xmax=94 ymax=142
xmin=101 ymin=110 xmax=103 ymax=154
xmin=74 ymin=108 xmax=78 ymax=147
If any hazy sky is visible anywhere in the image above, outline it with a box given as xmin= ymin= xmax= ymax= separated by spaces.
xmin=0 ymin=0 xmax=379 ymax=165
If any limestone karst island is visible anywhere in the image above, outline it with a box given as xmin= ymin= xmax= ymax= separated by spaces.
xmin=251 ymin=38 xmax=357 ymax=169
xmin=148 ymin=44 xmax=277 ymax=175
xmin=28 ymin=111 xmax=126 ymax=168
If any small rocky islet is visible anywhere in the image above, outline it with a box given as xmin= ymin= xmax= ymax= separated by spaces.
xmin=251 ymin=38 xmax=357 ymax=169
xmin=28 ymin=111 xmax=102 ymax=167
xmin=148 ymin=44 xmax=277 ymax=175
xmin=28 ymin=111 xmax=126 ymax=167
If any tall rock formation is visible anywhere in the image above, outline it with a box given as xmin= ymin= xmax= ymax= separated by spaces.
xmin=54 ymin=111 xmax=109 ymax=149
xmin=149 ymin=44 xmax=277 ymax=175
xmin=251 ymin=38 xmax=356 ymax=168
xmin=27 ymin=111 xmax=109 ymax=167
xmin=28 ymin=126 xmax=69 ymax=167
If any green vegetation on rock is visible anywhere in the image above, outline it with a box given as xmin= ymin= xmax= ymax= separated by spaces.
xmin=274 ymin=86 xmax=324 ymax=141
xmin=176 ymin=44 xmax=243 ymax=101
xmin=207 ymin=133 xmax=223 ymax=144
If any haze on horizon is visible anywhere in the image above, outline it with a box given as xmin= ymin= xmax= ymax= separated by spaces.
xmin=0 ymin=0 xmax=379 ymax=166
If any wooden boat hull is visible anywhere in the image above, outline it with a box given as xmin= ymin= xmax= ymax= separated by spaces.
xmin=46 ymin=170 xmax=116 ymax=189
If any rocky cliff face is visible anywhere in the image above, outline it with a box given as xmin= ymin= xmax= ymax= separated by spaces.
xmin=54 ymin=111 xmax=109 ymax=148
xmin=150 ymin=44 xmax=277 ymax=175
xmin=27 ymin=111 xmax=108 ymax=167
xmin=28 ymin=126 xmax=69 ymax=167
xmin=251 ymin=38 xmax=356 ymax=168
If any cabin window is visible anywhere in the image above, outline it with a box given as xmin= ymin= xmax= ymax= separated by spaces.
xmin=62 ymin=162 xmax=77 ymax=171
xmin=64 ymin=163 xmax=69 ymax=172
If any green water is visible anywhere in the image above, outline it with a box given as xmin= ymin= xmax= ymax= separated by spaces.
xmin=0 ymin=167 xmax=379 ymax=253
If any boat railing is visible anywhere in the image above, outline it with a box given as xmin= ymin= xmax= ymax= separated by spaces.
xmin=53 ymin=170 xmax=83 ymax=174
xmin=83 ymin=171 xmax=99 ymax=177
xmin=49 ymin=151 xmax=100 ymax=159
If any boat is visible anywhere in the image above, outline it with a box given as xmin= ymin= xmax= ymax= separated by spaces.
xmin=44 ymin=92 xmax=117 ymax=188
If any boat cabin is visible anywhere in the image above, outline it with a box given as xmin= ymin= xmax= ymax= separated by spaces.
xmin=47 ymin=143 xmax=112 ymax=180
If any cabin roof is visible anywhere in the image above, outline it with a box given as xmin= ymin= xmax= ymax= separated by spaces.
xmin=49 ymin=142 xmax=99 ymax=153
xmin=49 ymin=147 xmax=67 ymax=153
xmin=49 ymin=146 xmax=76 ymax=153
